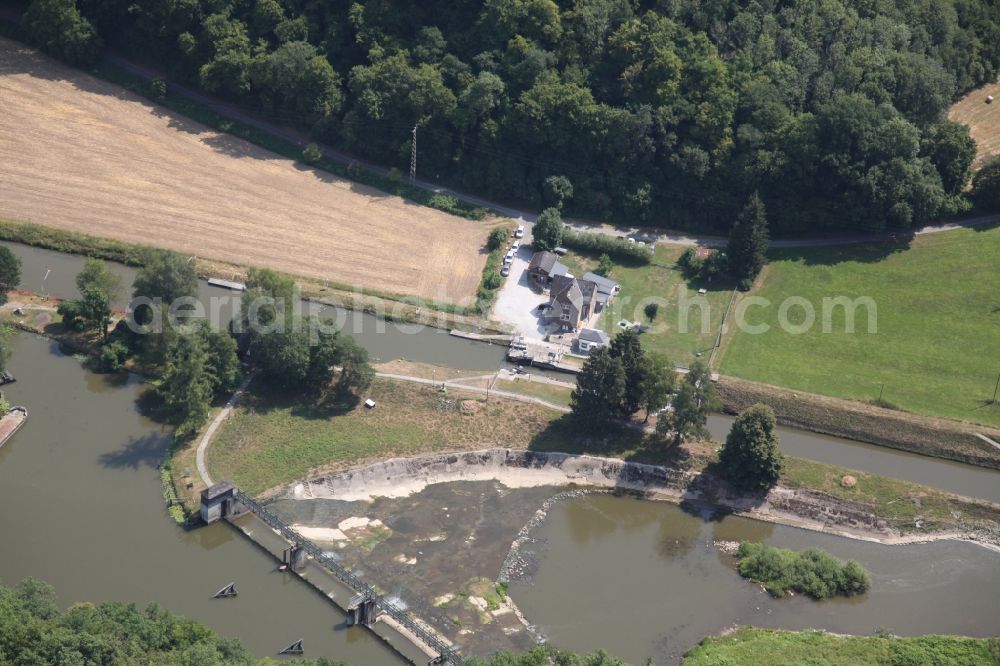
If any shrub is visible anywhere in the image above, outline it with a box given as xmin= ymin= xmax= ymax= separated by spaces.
xmin=150 ymin=78 xmax=167 ymax=100
xmin=644 ymin=302 xmax=659 ymax=321
xmin=487 ymin=227 xmax=508 ymax=250
xmin=301 ymin=142 xmax=322 ymax=164
xmin=736 ymin=542 xmax=871 ymax=599
xmin=98 ymin=340 xmax=129 ymax=372
xmin=387 ymin=167 xmax=403 ymax=182
xmin=483 ymin=270 xmax=502 ymax=290
xmin=595 ymin=253 xmax=614 ymax=277
xmin=57 ymin=299 xmax=85 ymax=331
xmin=561 ymin=230 xmax=652 ymax=264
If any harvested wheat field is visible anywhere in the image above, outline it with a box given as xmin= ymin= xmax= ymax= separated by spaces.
xmin=949 ymin=77 xmax=1000 ymax=168
xmin=0 ymin=38 xmax=490 ymax=305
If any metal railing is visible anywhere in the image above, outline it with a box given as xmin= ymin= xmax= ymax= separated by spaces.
xmin=233 ymin=490 xmax=463 ymax=665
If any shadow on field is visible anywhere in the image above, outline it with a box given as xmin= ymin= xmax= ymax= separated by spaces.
xmin=770 ymin=238 xmax=912 ymax=266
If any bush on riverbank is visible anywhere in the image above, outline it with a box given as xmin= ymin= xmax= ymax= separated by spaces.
xmin=683 ymin=627 xmax=1000 ymax=665
xmin=736 ymin=541 xmax=870 ymax=599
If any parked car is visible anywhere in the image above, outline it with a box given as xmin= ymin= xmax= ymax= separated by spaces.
xmin=500 ymin=265 xmax=511 ymax=277
xmin=515 ymin=225 xmax=525 ymax=238
xmin=511 ymin=240 xmax=521 ymax=251
xmin=504 ymin=249 xmax=515 ymax=263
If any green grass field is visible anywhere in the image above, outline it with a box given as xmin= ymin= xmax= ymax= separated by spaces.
xmin=208 ymin=377 xmax=573 ymax=495
xmin=561 ymin=245 xmax=736 ymax=367
xmin=682 ymin=627 xmax=999 ymax=665
xmin=720 ymin=226 xmax=1000 ymax=426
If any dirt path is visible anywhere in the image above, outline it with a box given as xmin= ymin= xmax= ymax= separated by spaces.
xmin=195 ymin=372 xmax=256 ymax=487
xmin=0 ymin=38 xmax=489 ymax=305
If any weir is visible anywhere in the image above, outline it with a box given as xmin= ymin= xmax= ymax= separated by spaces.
xmin=201 ymin=483 xmax=462 ymax=666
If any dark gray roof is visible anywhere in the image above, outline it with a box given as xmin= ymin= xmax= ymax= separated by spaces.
xmin=550 ymin=261 xmax=569 ymax=277
xmin=528 ymin=251 xmax=557 ymax=273
xmin=579 ymin=328 xmax=610 ymax=344
xmin=582 ymin=272 xmax=620 ymax=294
xmin=550 ymin=275 xmax=583 ymax=310
xmin=202 ymin=481 xmax=235 ymax=501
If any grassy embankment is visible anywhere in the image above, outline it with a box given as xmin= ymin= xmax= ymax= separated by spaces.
xmin=0 ymin=218 xmax=510 ymax=332
xmin=720 ymin=225 xmax=1000 ymax=427
xmin=559 ymin=244 xmax=736 ymax=367
xmin=682 ymin=627 xmax=1000 ymax=665
xmin=182 ymin=376 xmax=1000 ymax=540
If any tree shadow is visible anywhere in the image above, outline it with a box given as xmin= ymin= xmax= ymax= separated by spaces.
xmin=769 ymin=237 xmax=913 ymax=267
xmin=97 ymin=432 xmax=167 ymax=470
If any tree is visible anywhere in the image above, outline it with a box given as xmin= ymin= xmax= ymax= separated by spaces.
xmin=727 ymin=192 xmax=769 ymax=288
xmin=302 ymin=143 xmax=323 ymax=164
xmin=133 ymin=250 xmax=198 ymax=304
xmin=332 ymin=335 xmax=374 ymax=398
xmin=242 ymin=267 xmax=296 ymax=331
xmin=972 ymin=157 xmax=1000 ymax=212
xmin=608 ymin=328 xmax=644 ymax=415
xmin=0 ymin=247 xmax=21 ymax=306
xmin=0 ymin=326 xmax=12 ymax=373
xmin=638 ymin=352 xmax=674 ymax=422
xmin=643 ymin=302 xmax=658 ymax=322
xmin=570 ymin=347 xmax=625 ymax=428
xmin=531 ymin=207 xmax=564 ymax=251
xmin=194 ymin=321 xmax=239 ymax=396
xmin=656 ymin=361 xmax=718 ymax=444
xmin=22 ymin=0 xmax=103 ymax=66
xmin=79 ymin=287 xmax=111 ymax=340
xmin=160 ymin=332 xmax=214 ymax=436
xmin=719 ymin=403 xmax=783 ymax=493
xmin=76 ymin=258 xmax=123 ymax=304
xmin=487 ymin=227 xmax=509 ymax=250
xmin=595 ymin=253 xmax=613 ymax=278
xmin=543 ymin=175 xmax=573 ymax=208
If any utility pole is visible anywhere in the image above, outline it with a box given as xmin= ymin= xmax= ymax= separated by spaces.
xmin=409 ymin=124 xmax=417 ymax=185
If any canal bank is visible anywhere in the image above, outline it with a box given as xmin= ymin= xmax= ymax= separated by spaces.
xmin=0 ymin=332 xmax=406 ymax=664
xmin=9 ymin=236 xmax=1000 ymax=505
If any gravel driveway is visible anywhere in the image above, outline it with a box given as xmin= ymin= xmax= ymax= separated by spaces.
xmin=492 ymin=246 xmax=555 ymax=340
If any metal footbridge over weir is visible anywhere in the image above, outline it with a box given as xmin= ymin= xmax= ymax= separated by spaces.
xmin=201 ymin=482 xmax=463 ymax=666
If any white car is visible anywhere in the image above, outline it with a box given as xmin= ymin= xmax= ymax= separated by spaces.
xmin=504 ymin=249 xmax=515 ymax=264
xmin=511 ymin=240 xmax=521 ymax=251
xmin=500 ymin=265 xmax=511 ymax=277
xmin=515 ymin=225 xmax=525 ymax=238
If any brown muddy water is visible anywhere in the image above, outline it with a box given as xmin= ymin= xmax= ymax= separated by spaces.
xmin=509 ymin=492 xmax=1000 ymax=665
xmin=2 ymin=240 xmax=508 ymax=370
xmin=0 ymin=333 xmax=404 ymax=663
xmin=8 ymin=240 xmax=1000 ymax=503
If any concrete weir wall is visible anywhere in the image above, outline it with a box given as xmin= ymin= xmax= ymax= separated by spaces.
xmin=289 ymin=449 xmax=694 ymax=503
xmin=287 ymin=449 xmax=917 ymax=545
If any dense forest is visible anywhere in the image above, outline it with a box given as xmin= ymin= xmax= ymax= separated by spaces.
xmin=19 ymin=0 xmax=1000 ymax=233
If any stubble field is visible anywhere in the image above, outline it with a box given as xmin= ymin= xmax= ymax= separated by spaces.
xmin=0 ymin=38 xmax=489 ymax=305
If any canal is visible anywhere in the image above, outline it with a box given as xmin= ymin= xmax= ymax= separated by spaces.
xmin=509 ymin=492 xmax=1000 ymax=665
xmin=6 ymin=240 xmax=1000 ymax=503
xmin=0 ymin=333 xmax=405 ymax=664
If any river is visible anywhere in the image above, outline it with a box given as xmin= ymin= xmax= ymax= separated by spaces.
xmin=0 ymin=333 xmax=405 ymax=664
xmin=6 ymin=240 xmax=1000 ymax=503
xmin=509 ymin=492 xmax=1000 ymax=665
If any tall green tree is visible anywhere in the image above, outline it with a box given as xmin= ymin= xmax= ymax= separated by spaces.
xmin=194 ymin=321 xmax=240 ymax=396
xmin=719 ymin=403 xmax=784 ymax=493
xmin=531 ymin=207 xmax=564 ymax=251
xmin=133 ymin=250 xmax=199 ymax=304
xmin=609 ymin=328 xmax=645 ymax=415
xmin=570 ymin=347 xmax=625 ymax=428
xmin=727 ymin=192 xmax=769 ymax=288
xmin=638 ymin=352 xmax=675 ymax=422
xmin=160 ymin=332 xmax=214 ymax=436
xmin=972 ymin=157 xmax=1000 ymax=212
xmin=0 ymin=248 xmax=21 ymax=306
xmin=76 ymin=258 xmax=124 ymax=304
xmin=79 ymin=286 xmax=111 ymax=341
xmin=655 ymin=361 xmax=718 ymax=444
xmin=22 ymin=0 xmax=103 ymax=66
